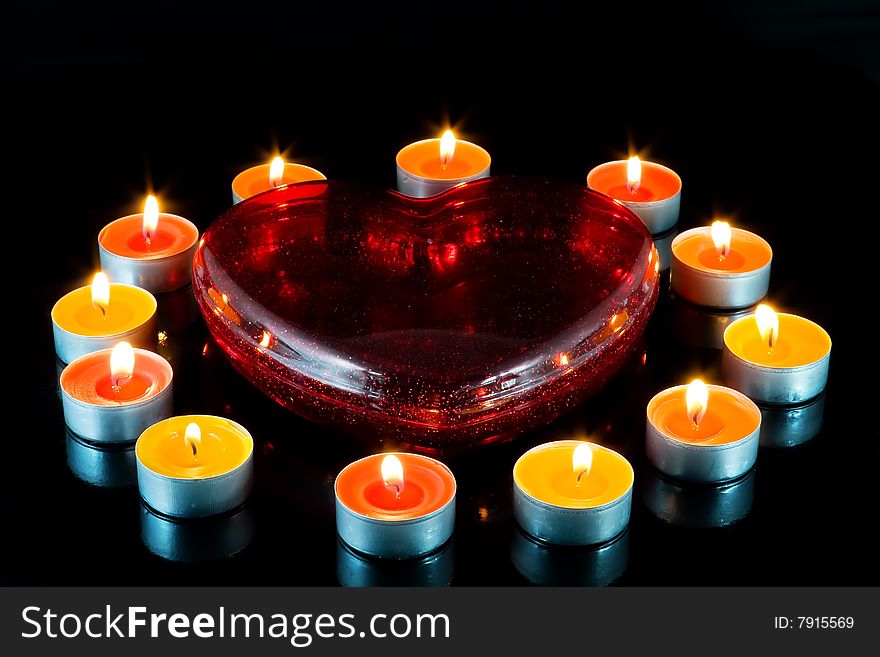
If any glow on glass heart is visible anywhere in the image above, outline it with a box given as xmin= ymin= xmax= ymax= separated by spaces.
xmin=193 ymin=178 xmax=659 ymax=451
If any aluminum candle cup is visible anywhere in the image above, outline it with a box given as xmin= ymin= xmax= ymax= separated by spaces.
xmin=513 ymin=441 xmax=634 ymax=546
xmin=642 ymin=470 xmax=755 ymax=528
xmin=722 ymin=311 xmax=831 ymax=405
xmin=136 ymin=415 xmax=254 ymax=518
xmin=60 ymin=347 xmax=173 ymax=444
xmin=396 ymin=135 xmax=491 ymax=198
xmin=646 ymin=383 xmax=761 ymax=483
xmin=670 ymin=226 xmax=772 ymax=309
xmin=98 ymin=213 xmax=199 ymax=294
xmin=587 ymin=159 xmax=682 ymax=235
xmin=51 ymin=281 xmax=157 ymax=363
xmin=335 ymin=453 xmax=457 ymax=560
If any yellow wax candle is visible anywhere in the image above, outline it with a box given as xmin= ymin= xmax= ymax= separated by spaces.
xmin=51 ymin=273 xmax=157 ymax=363
xmin=724 ymin=306 xmax=831 ymax=368
xmin=137 ymin=415 xmax=252 ymax=479
xmin=52 ymin=275 xmax=156 ymax=337
xmin=514 ymin=440 xmax=633 ymax=509
xmin=722 ymin=304 xmax=831 ymax=405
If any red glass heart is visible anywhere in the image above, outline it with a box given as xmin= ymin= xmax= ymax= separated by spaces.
xmin=193 ymin=178 xmax=659 ymax=451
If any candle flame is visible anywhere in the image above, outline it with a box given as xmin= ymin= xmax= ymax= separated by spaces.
xmin=91 ymin=272 xmax=110 ymax=317
xmin=260 ymin=330 xmax=272 ymax=348
xmin=269 ymin=156 xmax=285 ymax=187
xmin=143 ymin=195 xmax=159 ymax=243
xmin=573 ymin=442 xmax=593 ymax=483
xmin=440 ymin=130 xmax=456 ymax=166
xmin=110 ymin=341 xmax=135 ymax=388
xmin=381 ymin=454 xmax=405 ymax=497
xmin=711 ymin=220 xmax=732 ymax=259
xmin=185 ymin=422 xmax=201 ymax=456
xmin=755 ymin=304 xmax=779 ymax=351
xmin=626 ymin=156 xmax=641 ymax=195
xmin=686 ymin=379 xmax=709 ymax=427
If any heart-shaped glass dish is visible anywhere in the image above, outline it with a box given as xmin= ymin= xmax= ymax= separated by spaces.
xmin=194 ymin=177 xmax=659 ymax=451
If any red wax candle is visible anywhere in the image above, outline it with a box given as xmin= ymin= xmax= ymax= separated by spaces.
xmin=587 ymin=157 xmax=682 ymax=234
xmin=335 ymin=452 xmax=456 ymax=558
xmin=98 ymin=196 xmax=199 ymax=293
xmin=336 ymin=453 xmax=454 ymax=521
xmin=60 ymin=343 xmax=174 ymax=444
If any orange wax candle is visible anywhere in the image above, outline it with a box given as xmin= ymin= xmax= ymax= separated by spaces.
xmin=60 ymin=342 xmax=173 ymax=444
xmin=671 ymin=221 xmax=772 ymax=309
xmin=646 ymin=380 xmax=761 ymax=482
xmin=513 ymin=440 xmax=633 ymax=545
xmin=335 ymin=452 xmax=456 ymax=558
xmin=722 ymin=305 xmax=831 ymax=404
xmin=99 ymin=196 xmax=199 ymax=293
xmin=51 ymin=273 xmax=157 ymax=363
xmin=232 ymin=156 xmax=326 ymax=204
xmin=587 ymin=157 xmax=682 ymax=234
xmin=396 ymin=130 xmax=491 ymax=198
xmin=136 ymin=415 xmax=254 ymax=517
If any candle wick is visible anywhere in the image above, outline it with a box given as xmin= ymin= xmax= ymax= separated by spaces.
xmin=190 ymin=441 xmax=198 ymax=457
xmin=576 ymin=470 xmax=586 ymax=485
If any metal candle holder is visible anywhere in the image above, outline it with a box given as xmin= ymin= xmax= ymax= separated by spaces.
xmin=670 ymin=227 xmax=771 ymax=309
xmin=99 ymin=214 xmax=199 ymax=294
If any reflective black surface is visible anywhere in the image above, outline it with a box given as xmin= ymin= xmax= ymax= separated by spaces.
xmin=4 ymin=1 xmax=877 ymax=585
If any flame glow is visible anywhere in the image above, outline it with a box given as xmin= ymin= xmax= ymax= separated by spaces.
xmin=440 ymin=130 xmax=456 ymax=166
xmin=269 ymin=157 xmax=285 ymax=187
xmin=260 ymin=330 xmax=272 ymax=348
xmin=573 ymin=442 xmax=593 ymax=482
xmin=686 ymin=379 xmax=709 ymax=427
xmin=91 ymin=272 xmax=110 ymax=315
xmin=627 ymin=156 xmax=641 ymax=195
xmin=381 ymin=454 xmax=405 ymax=495
xmin=143 ymin=195 xmax=159 ymax=243
xmin=110 ymin=341 xmax=135 ymax=388
xmin=755 ymin=304 xmax=779 ymax=351
xmin=184 ymin=422 xmax=202 ymax=456
xmin=711 ymin=220 xmax=732 ymax=259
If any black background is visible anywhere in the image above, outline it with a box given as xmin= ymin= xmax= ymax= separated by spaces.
xmin=2 ymin=1 xmax=878 ymax=585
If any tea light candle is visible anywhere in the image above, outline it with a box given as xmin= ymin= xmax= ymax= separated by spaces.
xmin=513 ymin=441 xmax=633 ymax=546
xmin=646 ymin=379 xmax=761 ymax=483
xmin=587 ymin=156 xmax=682 ymax=234
xmin=335 ymin=453 xmax=456 ymax=559
xmin=722 ymin=305 xmax=831 ymax=404
xmin=60 ymin=342 xmax=173 ymax=444
xmin=396 ymin=130 xmax=491 ymax=198
xmin=136 ymin=415 xmax=254 ymax=518
xmin=51 ymin=273 xmax=157 ymax=363
xmin=232 ymin=156 xmax=326 ymax=204
xmin=671 ymin=221 xmax=772 ymax=309
xmin=98 ymin=196 xmax=199 ymax=293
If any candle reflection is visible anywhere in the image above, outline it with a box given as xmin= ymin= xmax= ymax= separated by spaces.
xmin=758 ymin=393 xmax=826 ymax=448
xmin=336 ymin=538 xmax=454 ymax=587
xmin=641 ymin=469 xmax=755 ymax=528
xmin=653 ymin=227 xmax=676 ymax=272
xmin=140 ymin=502 xmax=255 ymax=562
xmin=667 ymin=295 xmax=757 ymax=350
xmin=65 ymin=429 xmax=137 ymax=488
xmin=156 ymin=284 xmax=200 ymax=333
xmin=510 ymin=527 xmax=628 ymax=587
